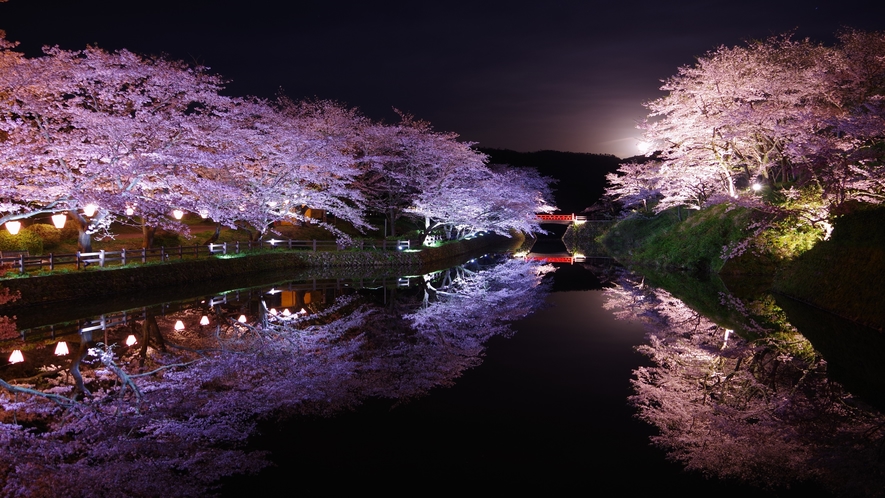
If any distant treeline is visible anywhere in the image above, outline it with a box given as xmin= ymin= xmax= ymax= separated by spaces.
xmin=479 ymin=148 xmax=625 ymax=213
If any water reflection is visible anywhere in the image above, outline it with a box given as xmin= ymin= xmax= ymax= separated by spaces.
xmin=0 ymin=256 xmax=553 ymax=496
xmin=604 ymin=268 xmax=885 ymax=496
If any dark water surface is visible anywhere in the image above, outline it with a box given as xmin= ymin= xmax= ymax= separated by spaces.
xmin=221 ymin=264 xmax=797 ymax=496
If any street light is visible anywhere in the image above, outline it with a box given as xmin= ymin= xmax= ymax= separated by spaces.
xmin=83 ymin=204 xmax=98 ymax=217
xmin=172 ymin=209 xmax=184 ymax=220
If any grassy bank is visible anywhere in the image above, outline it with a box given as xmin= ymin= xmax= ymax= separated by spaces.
xmin=599 ymin=204 xmax=756 ymax=273
xmin=773 ymin=206 xmax=885 ymax=331
xmin=598 ymin=201 xmax=885 ymax=331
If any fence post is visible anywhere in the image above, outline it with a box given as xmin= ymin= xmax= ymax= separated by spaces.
xmin=312 ymin=239 xmax=317 ymax=251
xmin=142 ymin=248 xmax=147 ymax=263
xmin=18 ymin=254 xmax=24 ymax=275
xmin=223 ymin=242 xmax=228 ymax=255
xmin=179 ymin=245 xmax=183 ymax=259
xmin=121 ymin=248 xmax=126 ymax=266
xmin=235 ymin=241 xmax=240 ymax=254
xmin=77 ymin=251 xmax=81 ymax=270
xmin=160 ymin=247 xmax=165 ymax=262
xmin=99 ymin=250 xmax=105 ymax=267
xmin=49 ymin=253 xmax=54 ymax=271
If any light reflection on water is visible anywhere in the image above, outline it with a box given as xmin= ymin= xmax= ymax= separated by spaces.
xmin=1 ymin=255 xmax=883 ymax=496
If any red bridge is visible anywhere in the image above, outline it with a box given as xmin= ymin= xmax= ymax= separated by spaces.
xmin=536 ymin=214 xmax=588 ymax=224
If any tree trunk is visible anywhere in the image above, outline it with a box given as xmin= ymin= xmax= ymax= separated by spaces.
xmin=71 ymin=212 xmax=93 ymax=253
xmin=142 ymin=219 xmax=156 ymax=249
xmin=203 ymin=224 xmax=221 ymax=245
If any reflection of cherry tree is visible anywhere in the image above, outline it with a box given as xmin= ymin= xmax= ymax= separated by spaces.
xmin=604 ymin=271 xmax=885 ymax=495
xmin=0 ymin=259 xmax=552 ymax=496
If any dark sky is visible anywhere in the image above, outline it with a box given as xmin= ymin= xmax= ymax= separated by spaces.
xmin=2 ymin=0 xmax=884 ymax=158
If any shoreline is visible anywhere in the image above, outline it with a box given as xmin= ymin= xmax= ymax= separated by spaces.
xmin=1 ymin=233 xmax=523 ymax=311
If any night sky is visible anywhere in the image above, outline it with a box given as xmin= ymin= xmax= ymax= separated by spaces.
xmin=2 ymin=0 xmax=885 ymax=158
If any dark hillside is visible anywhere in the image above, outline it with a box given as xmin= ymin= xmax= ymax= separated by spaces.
xmin=479 ymin=148 xmax=622 ymax=213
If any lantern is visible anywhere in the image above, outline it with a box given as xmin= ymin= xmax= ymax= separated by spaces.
xmin=51 ymin=214 xmax=67 ymax=229
xmin=237 ymin=315 xmax=247 ymax=323
xmin=8 ymin=350 xmax=24 ymax=364
xmin=4 ymin=221 xmax=21 ymax=235
xmin=83 ymin=204 xmax=97 ymax=217
xmin=54 ymin=341 xmax=69 ymax=356
xmin=174 ymin=320 xmax=185 ymax=330
xmin=200 ymin=315 xmax=210 ymax=326
xmin=172 ymin=209 xmax=184 ymax=220
xmin=125 ymin=335 xmax=137 ymax=346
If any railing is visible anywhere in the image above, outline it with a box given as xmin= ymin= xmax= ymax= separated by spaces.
xmin=0 ymin=238 xmax=412 ymax=276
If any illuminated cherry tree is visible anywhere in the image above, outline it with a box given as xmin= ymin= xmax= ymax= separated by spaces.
xmin=0 ymin=37 xmax=244 ymax=250
xmin=611 ymin=30 xmax=885 ymax=215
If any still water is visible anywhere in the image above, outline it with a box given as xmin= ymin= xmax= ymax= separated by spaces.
xmin=2 ymin=246 xmax=883 ymax=497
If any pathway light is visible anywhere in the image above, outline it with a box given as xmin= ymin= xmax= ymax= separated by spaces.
xmin=238 ymin=315 xmax=247 ymax=323
xmin=172 ymin=209 xmax=184 ymax=220
xmin=200 ymin=315 xmax=210 ymax=326
xmin=8 ymin=350 xmax=24 ymax=363
xmin=174 ymin=320 xmax=185 ymax=330
xmin=125 ymin=335 xmax=137 ymax=346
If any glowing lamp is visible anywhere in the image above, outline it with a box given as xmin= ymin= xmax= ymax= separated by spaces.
xmin=200 ymin=315 xmax=210 ymax=326
xmin=126 ymin=206 xmax=135 ymax=216
xmin=174 ymin=320 xmax=185 ymax=331
xmin=269 ymin=308 xmax=278 ymax=315
xmin=83 ymin=204 xmax=97 ymax=217
xmin=238 ymin=315 xmax=247 ymax=323
xmin=199 ymin=209 xmax=209 ymax=219
xmin=51 ymin=214 xmax=67 ymax=229
xmin=54 ymin=341 xmax=70 ymax=356
xmin=8 ymin=350 xmax=24 ymax=364
xmin=125 ymin=335 xmax=137 ymax=346
xmin=752 ymin=183 xmax=762 ymax=192
xmin=281 ymin=309 xmax=291 ymax=316
xmin=172 ymin=209 xmax=184 ymax=220
xmin=4 ymin=221 xmax=21 ymax=235
xmin=299 ymin=308 xmax=307 ymax=315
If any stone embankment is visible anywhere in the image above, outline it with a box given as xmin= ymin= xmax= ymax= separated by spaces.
xmin=1 ymin=234 xmax=521 ymax=309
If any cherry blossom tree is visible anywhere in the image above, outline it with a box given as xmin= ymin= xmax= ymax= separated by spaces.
xmin=0 ymin=37 xmax=244 ymax=250
xmin=612 ymin=30 xmax=885 ymax=216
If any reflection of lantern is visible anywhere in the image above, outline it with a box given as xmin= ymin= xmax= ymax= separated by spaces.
xmin=269 ymin=308 xmax=278 ymax=316
xmin=200 ymin=316 xmax=210 ymax=326
xmin=172 ymin=209 xmax=184 ymax=220
xmin=8 ymin=350 xmax=24 ymax=363
xmin=4 ymin=221 xmax=21 ymax=235
xmin=281 ymin=309 xmax=291 ymax=316
xmin=83 ymin=204 xmax=97 ymax=217
xmin=300 ymin=308 xmax=307 ymax=315
xmin=238 ymin=315 xmax=247 ymax=323
xmin=54 ymin=341 xmax=69 ymax=356
xmin=174 ymin=320 xmax=185 ymax=331
xmin=125 ymin=335 xmax=137 ymax=346
xmin=51 ymin=214 xmax=67 ymax=229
